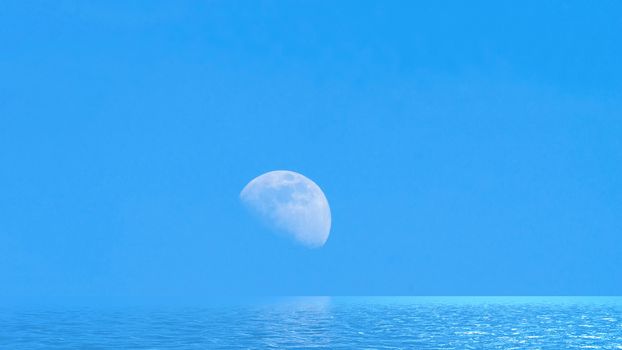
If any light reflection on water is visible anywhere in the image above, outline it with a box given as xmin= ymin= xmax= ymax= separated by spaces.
xmin=2 ymin=297 xmax=622 ymax=349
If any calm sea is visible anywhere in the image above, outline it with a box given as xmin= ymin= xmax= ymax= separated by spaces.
xmin=2 ymin=297 xmax=621 ymax=349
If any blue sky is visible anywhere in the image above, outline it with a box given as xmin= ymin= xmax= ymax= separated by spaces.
xmin=1 ymin=1 xmax=621 ymax=304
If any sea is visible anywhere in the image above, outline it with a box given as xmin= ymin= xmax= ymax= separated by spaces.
xmin=2 ymin=297 xmax=621 ymax=349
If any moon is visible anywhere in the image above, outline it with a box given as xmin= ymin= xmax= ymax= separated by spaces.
xmin=240 ymin=170 xmax=331 ymax=248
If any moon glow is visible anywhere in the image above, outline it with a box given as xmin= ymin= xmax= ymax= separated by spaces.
xmin=240 ymin=170 xmax=331 ymax=248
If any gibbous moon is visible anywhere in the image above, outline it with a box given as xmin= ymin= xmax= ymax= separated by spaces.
xmin=240 ymin=170 xmax=331 ymax=248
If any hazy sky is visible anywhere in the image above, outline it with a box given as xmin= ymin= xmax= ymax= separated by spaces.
xmin=1 ymin=1 xmax=621 ymax=305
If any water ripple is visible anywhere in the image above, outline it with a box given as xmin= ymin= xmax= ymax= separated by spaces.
xmin=1 ymin=297 xmax=622 ymax=349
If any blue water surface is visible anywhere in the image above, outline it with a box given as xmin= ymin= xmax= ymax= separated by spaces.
xmin=2 ymin=297 xmax=622 ymax=349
